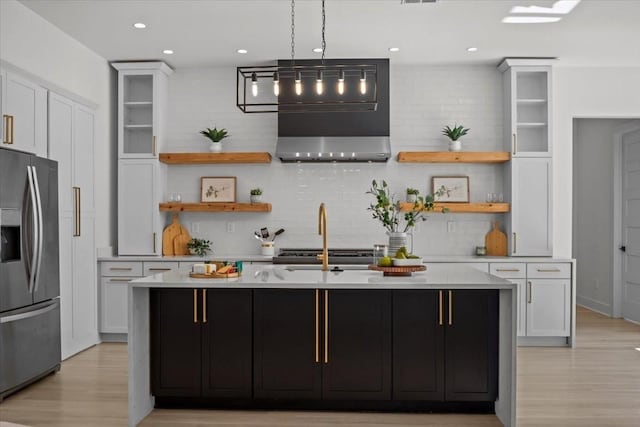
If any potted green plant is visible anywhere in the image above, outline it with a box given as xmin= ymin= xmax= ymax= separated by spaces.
xmin=367 ymin=180 xmax=447 ymax=256
xmin=406 ymin=187 xmax=419 ymax=203
xmin=250 ymin=188 xmax=263 ymax=203
xmin=442 ymin=124 xmax=470 ymax=152
xmin=199 ymin=126 xmax=229 ymax=152
xmin=186 ymin=238 xmax=212 ymax=257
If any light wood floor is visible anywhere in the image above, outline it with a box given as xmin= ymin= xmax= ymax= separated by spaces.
xmin=1 ymin=306 xmax=639 ymax=426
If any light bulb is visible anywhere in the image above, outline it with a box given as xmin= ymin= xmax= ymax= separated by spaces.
xmin=251 ymin=72 xmax=258 ymax=97
xmin=295 ymin=71 xmax=302 ymax=96
xmin=316 ymin=70 xmax=324 ymax=95
xmin=337 ymin=70 xmax=345 ymax=95
xmin=359 ymin=69 xmax=367 ymax=95
xmin=273 ymin=71 xmax=280 ymax=96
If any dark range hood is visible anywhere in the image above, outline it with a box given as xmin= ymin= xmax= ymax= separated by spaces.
xmin=277 ymin=58 xmax=390 ymax=163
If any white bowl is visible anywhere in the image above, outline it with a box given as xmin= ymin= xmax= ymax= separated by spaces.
xmin=392 ymin=257 xmax=424 ymax=266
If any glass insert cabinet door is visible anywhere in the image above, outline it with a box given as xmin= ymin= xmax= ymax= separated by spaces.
xmin=118 ymin=71 xmax=156 ymax=158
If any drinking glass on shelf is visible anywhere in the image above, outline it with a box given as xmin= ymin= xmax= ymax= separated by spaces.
xmin=167 ymin=194 xmax=175 ymax=202
xmin=175 ymin=194 xmax=182 ymax=203
xmin=498 ymin=193 xmax=504 ymax=203
xmin=486 ymin=193 xmax=496 ymax=203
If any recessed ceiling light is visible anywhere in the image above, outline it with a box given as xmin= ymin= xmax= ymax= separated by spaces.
xmin=133 ymin=22 xmax=146 ymax=29
xmin=163 ymin=50 xmax=174 ymax=55
xmin=467 ymin=47 xmax=478 ymax=52
xmin=236 ymin=49 xmax=248 ymax=54
xmin=502 ymin=16 xmax=562 ymax=23
xmin=510 ymin=0 xmax=580 ymax=15
xmin=312 ymin=48 xmax=323 ymax=53
xmin=388 ymin=47 xmax=400 ymax=52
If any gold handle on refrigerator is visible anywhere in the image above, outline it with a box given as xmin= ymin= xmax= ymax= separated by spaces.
xmin=193 ymin=289 xmax=198 ymax=323
xmin=448 ymin=290 xmax=453 ymax=326
xmin=512 ymin=133 xmax=517 ymax=155
xmin=438 ymin=290 xmax=443 ymax=326
xmin=152 ymin=135 xmax=157 ymax=156
xmin=324 ymin=290 xmax=329 ymax=364
xmin=202 ymin=289 xmax=207 ymax=323
xmin=315 ymin=289 xmax=319 ymax=363
xmin=73 ymin=187 xmax=81 ymax=236
xmin=153 ymin=233 xmax=157 ymax=253
xmin=527 ymin=281 xmax=532 ymax=304
xmin=513 ymin=232 xmax=517 ymax=254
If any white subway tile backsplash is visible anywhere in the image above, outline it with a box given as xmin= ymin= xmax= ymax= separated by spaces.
xmin=164 ymin=65 xmax=504 ymax=256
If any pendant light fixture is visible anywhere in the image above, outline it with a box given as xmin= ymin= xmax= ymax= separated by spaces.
xmin=236 ymin=0 xmax=378 ymax=113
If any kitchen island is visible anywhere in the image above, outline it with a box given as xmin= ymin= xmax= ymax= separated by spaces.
xmin=128 ymin=264 xmax=517 ymax=427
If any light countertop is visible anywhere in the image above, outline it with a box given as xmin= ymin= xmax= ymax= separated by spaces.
xmin=130 ymin=264 xmax=515 ymax=290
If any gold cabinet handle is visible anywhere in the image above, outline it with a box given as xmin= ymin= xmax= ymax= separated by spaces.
xmin=324 ymin=290 xmax=329 ymax=364
xmin=2 ymin=115 xmax=11 ymax=144
xmin=152 ymin=135 xmax=157 ymax=156
xmin=512 ymin=133 xmax=517 ymax=155
xmin=527 ymin=281 xmax=532 ymax=304
xmin=73 ymin=187 xmax=81 ymax=236
xmin=148 ymin=268 xmax=172 ymax=271
xmin=193 ymin=289 xmax=198 ymax=323
xmin=496 ymin=268 xmax=520 ymax=272
xmin=109 ymin=278 xmax=132 ymax=282
xmin=315 ymin=289 xmax=320 ymax=363
xmin=537 ymin=268 xmax=561 ymax=273
xmin=448 ymin=290 xmax=453 ymax=326
xmin=110 ymin=267 xmax=133 ymax=271
xmin=202 ymin=289 xmax=207 ymax=323
xmin=513 ymin=232 xmax=517 ymax=254
xmin=153 ymin=232 xmax=156 ymax=253
xmin=10 ymin=116 xmax=14 ymax=144
xmin=438 ymin=290 xmax=443 ymax=326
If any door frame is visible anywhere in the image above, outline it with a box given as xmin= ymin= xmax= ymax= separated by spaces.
xmin=613 ymin=123 xmax=640 ymax=318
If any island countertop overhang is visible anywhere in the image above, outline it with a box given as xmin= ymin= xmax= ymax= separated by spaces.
xmin=129 ymin=264 xmax=515 ymax=290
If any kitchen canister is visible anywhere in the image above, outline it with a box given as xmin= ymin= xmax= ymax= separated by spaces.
xmin=261 ymin=241 xmax=275 ymax=256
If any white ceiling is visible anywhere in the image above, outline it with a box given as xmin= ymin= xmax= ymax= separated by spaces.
xmin=18 ymin=0 xmax=640 ymax=69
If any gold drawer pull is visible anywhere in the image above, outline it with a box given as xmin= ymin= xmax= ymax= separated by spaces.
xmin=527 ymin=281 xmax=532 ymax=304
xmin=110 ymin=267 xmax=133 ymax=271
xmin=109 ymin=278 xmax=132 ymax=282
xmin=148 ymin=268 xmax=172 ymax=271
xmin=496 ymin=268 xmax=521 ymax=272
xmin=536 ymin=268 xmax=561 ymax=273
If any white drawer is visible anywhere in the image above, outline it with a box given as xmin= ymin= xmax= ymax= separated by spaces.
xmin=100 ymin=261 xmax=142 ymax=277
xmin=424 ymin=262 xmax=488 ymax=273
xmin=143 ymin=261 xmax=179 ymax=276
xmin=490 ymin=263 xmax=526 ymax=279
xmin=527 ymin=263 xmax=571 ymax=279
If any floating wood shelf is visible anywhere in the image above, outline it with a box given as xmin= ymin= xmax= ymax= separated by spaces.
xmin=397 ymin=151 xmax=510 ymax=163
xmin=159 ymin=152 xmax=272 ymax=164
xmin=159 ymin=202 xmax=272 ymax=213
xmin=398 ymin=202 xmax=510 ymax=213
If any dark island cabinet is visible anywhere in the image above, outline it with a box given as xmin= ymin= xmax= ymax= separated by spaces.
xmin=253 ymin=289 xmax=322 ymax=399
xmin=322 ymin=290 xmax=392 ymax=400
xmin=151 ymin=288 xmax=252 ymax=398
xmin=393 ymin=290 xmax=498 ymax=402
xmin=253 ymin=289 xmax=392 ymax=401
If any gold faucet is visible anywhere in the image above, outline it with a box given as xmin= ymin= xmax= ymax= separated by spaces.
xmin=317 ymin=203 xmax=329 ymax=271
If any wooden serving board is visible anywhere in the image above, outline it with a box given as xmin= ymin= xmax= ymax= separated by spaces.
xmin=189 ymin=272 xmax=240 ymax=279
xmin=173 ymin=233 xmax=192 ymax=255
xmin=162 ymin=214 xmax=182 ymax=255
xmin=485 ymin=221 xmax=507 ymax=256
xmin=368 ymin=264 xmax=426 ymax=277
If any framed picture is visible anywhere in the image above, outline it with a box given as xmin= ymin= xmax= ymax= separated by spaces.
xmin=432 ymin=176 xmax=469 ymax=203
xmin=200 ymin=177 xmax=236 ymax=203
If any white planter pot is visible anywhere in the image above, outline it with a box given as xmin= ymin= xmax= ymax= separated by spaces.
xmin=250 ymin=194 xmax=262 ymax=203
xmin=448 ymin=140 xmax=462 ymax=152
xmin=406 ymin=194 xmax=417 ymax=203
xmin=209 ymin=142 xmax=222 ymax=153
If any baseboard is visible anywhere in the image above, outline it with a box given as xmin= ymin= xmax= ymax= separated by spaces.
xmin=100 ymin=333 xmax=127 ymax=343
xmin=576 ymin=296 xmax=612 ymax=317
xmin=517 ymin=336 xmax=569 ymax=347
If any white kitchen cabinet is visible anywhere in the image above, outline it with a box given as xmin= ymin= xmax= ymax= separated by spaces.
xmin=112 ymin=62 xmax=172 ymax=159
xmin=507 ymin=157 xmax=552 ymax=256
xmin=143 ymin=261 xmax=178 ymax=276
xmin=499 ymin=59 xmax=554 ymax=157
xmin=118 ymin=159 xmax=163 ymax=255
xmin=48 ymin=91 xmax=98 ymax=359
xmin=526 ymin=279 xmax=571 ymax=336
xmin=100 ymin=278 xmax=130 ymax=334
xmin=1 ymin=68 xmax=47 ymax=157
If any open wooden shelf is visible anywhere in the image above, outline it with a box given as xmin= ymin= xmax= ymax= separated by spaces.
xmin=397 ymin=151 xmax=510 ymax=163
xmin=159 ymin=202 xmax=272 ymax=213
xmin=398 ymin=202 xmax=510 ymax=213
xmin=159 ymin=152 xmax=272 ymax=164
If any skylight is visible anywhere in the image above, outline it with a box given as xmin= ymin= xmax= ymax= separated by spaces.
xmin=503 ymin=0 xmax=581 ymax=24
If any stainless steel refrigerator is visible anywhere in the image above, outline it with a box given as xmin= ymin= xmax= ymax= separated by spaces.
xmin=0 ymin=147 xmax=60 ymax=401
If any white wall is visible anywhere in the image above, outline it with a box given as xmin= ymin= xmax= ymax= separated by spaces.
xmin=554 ymin=67 xmax=640 ymax=259
xmin=0 ymin=0 xmax=114 ymax=250
xmin=165 ymin=65 xmax=505 ymax=255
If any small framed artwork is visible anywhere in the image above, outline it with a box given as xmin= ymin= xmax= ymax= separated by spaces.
xmin=200 ymin=177 xmax=237 ymax=203
xmin=432 ymin=176 xmax=470 ymax=202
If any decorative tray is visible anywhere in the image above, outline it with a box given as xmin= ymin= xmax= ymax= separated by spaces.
xmin=368 ymin=264 xmax=426 ymax=277
xmin=189 ymin=272 xmax=240 ymax=279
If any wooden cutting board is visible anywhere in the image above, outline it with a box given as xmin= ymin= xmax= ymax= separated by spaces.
xmin=485 ymin=221 xmax=507 ymax=256
xmin=173 ymin=232 xmax=192 ymax=256
xmin=162 ymin=214 xmax=182 ymax=256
